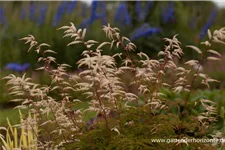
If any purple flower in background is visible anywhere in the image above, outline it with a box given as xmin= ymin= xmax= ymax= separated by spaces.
xmin=29 ymin=2 xmax=36 ymax=21
xmin=52 ymin=1 xmax=68 ymax=26
xmin=114 ymin=2 xmax=132 ymax=26
xmin=80 ymin=17 xmax=92 ymax=28
xmin=122 ymin=2 xmax=132 ymax=26
xmin=99 ymin=2 xmax=107 ymax=25
xmin=189 ymin=16 xmax=196 ymax=29
xmin=37 ymin=4 xmax=47 ymax=26
xmin=136 ymin=1 xmax=152 ymax=21
xmin=162 ymin=2 xmax=175 ymax=23
xmin=131 ymin=23 xmax=149 ymax=35
xmin=5 ymin=63 xmax=30 ymax=73
xmin=144 ymin=1 xmax=152 ymax=19
xmin=136 ymin=1 xmax=142 ymax=21
xmin=86 ymin=115 xmax=99 ymax=130
xmin=80 ymin=15 xmax=102 ymax=28
xmin=0 ymin=7 xmax=6 ymax=25
xmin=67 ymin=1 xmax=77 ymax=14
xmin=5 ymin=63 xmax=21 ymax=72
xmin=81 ymin=3 xmax=87 ymax=17
xmin=19 ymin=7 xmax=26 ymax=20
xmin=90 ymin=1 xmax=98 ymax=20
xmin=130 ymin=23 xmax=161 ymax=40
xmin=198 ymin=7 xmax=217 ymax=40
xmin=22 ymin=63 xmax=30 ymax=71
xmin=80 ymin=1 xmax=98 ymax=27
xmin=114 ymin=5 xmax=122 ymax=24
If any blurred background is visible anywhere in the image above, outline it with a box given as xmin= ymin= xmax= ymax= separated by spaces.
xmin=0 ymin=1 xmax=225 ymax=126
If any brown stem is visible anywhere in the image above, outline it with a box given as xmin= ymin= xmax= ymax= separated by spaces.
xmin=65 ymin=111 xmax=95 ymax=150
xmin=113 ymin=32 xmax=139 ymax=105
xmin=182 ymin=53 xmax=206 ymax=117
xmin=101 ymin=69 xmax=123 ymax=133
xmin=95 ymin=90 xmax=111 ymax=139
xmin=70 ymin=27 xmax=112 ymax=138
xmin=149 ymin=56 xmax=169 ymax=103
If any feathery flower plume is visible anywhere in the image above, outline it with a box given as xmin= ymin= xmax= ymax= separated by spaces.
xmin=37 ymin=4 xmax=47 ymax=26
xmin=198 ymin=7 xmax=217 ymax=40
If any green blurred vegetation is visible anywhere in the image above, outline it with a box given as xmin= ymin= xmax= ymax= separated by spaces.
xmin=161 ymin=88 xmax=225 ymax=117
xmin=1 ymin=1 xmax=225 ymax=69
xmin=0 ymin=109 xmax=27 ymax=127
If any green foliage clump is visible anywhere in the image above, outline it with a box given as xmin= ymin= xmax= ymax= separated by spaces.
xmin=68 ymin=107 xmax=218 ymax=150
xmin=1 ymin=1 xmax=225 ymax=70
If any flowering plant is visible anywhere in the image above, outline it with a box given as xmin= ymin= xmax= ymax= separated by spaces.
xmin=1 ymin=23 xmax=225 ymax=149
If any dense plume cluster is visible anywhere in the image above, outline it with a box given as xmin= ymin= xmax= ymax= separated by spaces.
xmin=0 ymin=23 xmax=225 ymax=149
